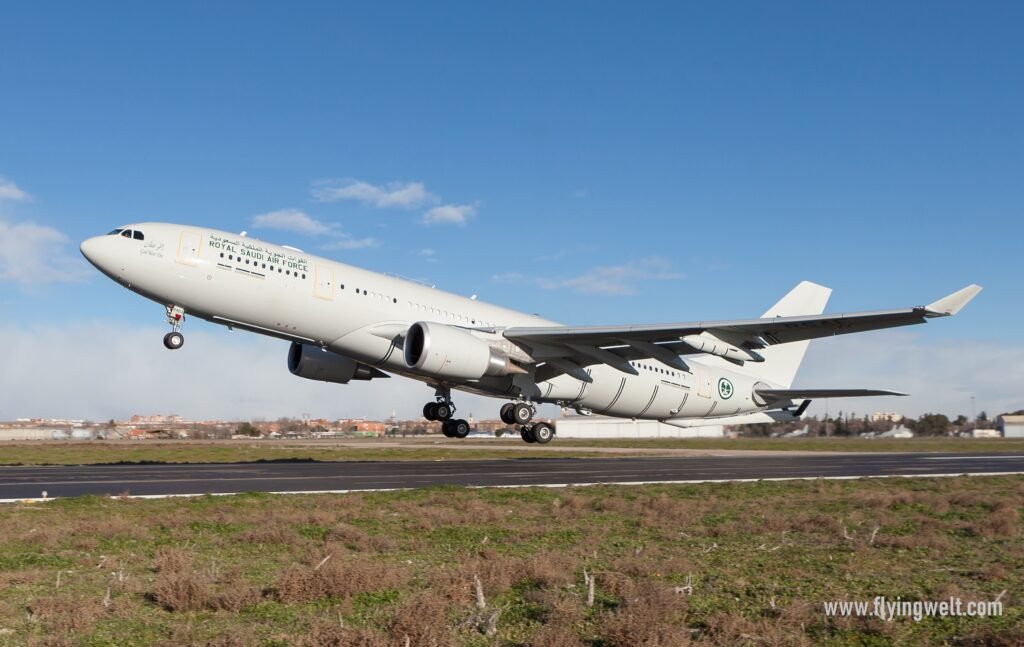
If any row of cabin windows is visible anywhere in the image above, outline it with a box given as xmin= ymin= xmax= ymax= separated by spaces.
xmin=346 ymin=286 xmax=494 ymax=327
xmin=221 ymin=253 xmax=306 ymax=279
xmin=216 ymin=252 xmax=495 ymax=327
xmin=630 ymin=361 xmax=682 ymax=379
xmin=108 ymin=228 xmax=144 ymax=240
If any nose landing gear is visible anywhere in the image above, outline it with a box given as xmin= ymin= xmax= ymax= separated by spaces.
xmin=163 ymin=305 xmax=186 ymax=350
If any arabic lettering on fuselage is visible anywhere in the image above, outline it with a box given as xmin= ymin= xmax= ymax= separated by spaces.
xmin=207 ymin=235 xmax=309 ymax=272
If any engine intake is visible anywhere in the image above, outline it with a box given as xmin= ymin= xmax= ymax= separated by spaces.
xmin=404 ymin=321 xmax=522 ymax=380
xmin=288 ymin=343 xmax=386 ymax=384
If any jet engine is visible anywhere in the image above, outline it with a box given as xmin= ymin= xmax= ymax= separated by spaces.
xmin=287 ymin=342 xmax=386 ymax=384
xmin=404 ymin=321 xmax=523 ymax=380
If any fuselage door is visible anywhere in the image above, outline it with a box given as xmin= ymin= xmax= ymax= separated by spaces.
xmin=176 ymin=230 xmax=203 ymax=265
xmin=314 ymin=264 xmax=335 ymax=301
xmin=696 ymin=366 xmax=713 ymax=398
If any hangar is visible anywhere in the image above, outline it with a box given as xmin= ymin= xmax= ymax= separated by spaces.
xmin=554 ymin=416 xmax=724 ymax=439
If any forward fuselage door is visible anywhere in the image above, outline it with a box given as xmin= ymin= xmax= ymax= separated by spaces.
xmin=176 ymin=230 xmax=203 ymax=266
xmin=314 ymin=264 xmax=335 ymax=301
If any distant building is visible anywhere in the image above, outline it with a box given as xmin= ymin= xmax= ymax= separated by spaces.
xmin=869 ymin=412 xmax=901 ymax=423
xmin=998 ymin=415 xmax=1024 ymax=439
xmin=554 ymin=416 xmax=724 ymax=439
xmin=971 ymin=428 xmax=1002 ymax=439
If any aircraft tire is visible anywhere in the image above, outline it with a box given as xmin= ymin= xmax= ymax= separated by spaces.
xmin=435 ymin=403 xmax=453 ymax=421
xmin=532 ymin=422 xmax=554 ymax=444
xmin=441 ymin=420 xmax=456 ymax=437
xmin=512 ymin=403 xmax=533 ymax=425
xmin=451 ymin=419 xmax=470 ymax=438
xmin=520 ymin=426 xmax=537 ymax=443
xmin=424 ymin=403 xmax=438 ymax=421
xmin=163 ymin=332 xmax=184 ymax=350
xmin=499 ymin=403 xmax=515 ymax=425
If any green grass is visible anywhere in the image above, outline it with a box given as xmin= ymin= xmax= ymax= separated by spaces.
xmin=0 ymin=476 xmax=1020 ymax=645
xmin=0 ymin=436 xmax=1020 ymax=467
xmin=0 ymin=441 xmax=610 ymax=465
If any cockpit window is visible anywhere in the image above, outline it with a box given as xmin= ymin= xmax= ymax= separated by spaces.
xmin=121 ymin=230 xmax=132 ymax=238
xmin=132 ymin=230 xmax=144 ymax=240
xmin=108 ymin=228 xmax=124 ymax=235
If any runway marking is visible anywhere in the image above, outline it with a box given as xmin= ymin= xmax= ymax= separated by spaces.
xmin=921 ymin=455 xmax=1022 ymax=460
xmin=1 ymin=471 xmax=1021 ymax=504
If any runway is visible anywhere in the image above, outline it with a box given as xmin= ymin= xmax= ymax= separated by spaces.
xmin=1 ymin=452 xmax=1023 ymax=501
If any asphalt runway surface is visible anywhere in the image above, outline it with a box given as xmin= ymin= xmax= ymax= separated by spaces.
xmin=1 ymin=452 xmax=1023 ymax=500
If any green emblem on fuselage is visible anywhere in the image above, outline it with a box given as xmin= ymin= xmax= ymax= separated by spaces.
xmin=718 ymin=377 xmax=734 ymax=399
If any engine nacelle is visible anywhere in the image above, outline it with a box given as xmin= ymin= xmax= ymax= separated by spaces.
xmin=404 ymin=321 xmax=521 ymax=380
xmin=287 ymin=343 xmax=382 ymax=384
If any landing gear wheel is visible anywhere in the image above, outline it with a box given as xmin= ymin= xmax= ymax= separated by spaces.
xmin=450 ymin=419 xmax=470 ymax=438
xmin=532 ymin=422 xmax=554 ymax=444
xmin=512 ymin=403 xmax=534 ymax=425
xmin=520 ymin=425 xmax=537 ymax=443
xmin=435 ymin=403 xmax=453 ymax=421
xmin=441 ymin=420 xmax=456 ymax=437
xmin=424 ymin=403 xmax=439 ymax=421
xmin=163 ymin=332 xmax=184 ymax=350
xmin=499 ymin=403 xmax=515 ymax=425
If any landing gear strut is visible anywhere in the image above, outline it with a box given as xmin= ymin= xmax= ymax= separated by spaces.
xmin=423 ymin=386 xmax=470 ymax=439
xmin=163 ymin=305 xmax=185 ymax=350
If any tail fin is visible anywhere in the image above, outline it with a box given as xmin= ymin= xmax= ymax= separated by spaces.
xmin=741 ymin=281 xmax=832 ymax=388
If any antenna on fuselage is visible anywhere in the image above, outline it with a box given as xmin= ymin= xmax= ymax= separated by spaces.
xmin=240 ymin=231 xmax=247 ymax=237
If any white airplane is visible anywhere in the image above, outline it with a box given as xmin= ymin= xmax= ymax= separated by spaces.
xmin=80 ymin=223 xmax=981 ymax=444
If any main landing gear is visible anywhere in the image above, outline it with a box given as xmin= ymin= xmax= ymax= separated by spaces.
xmin=422 ymin=387 xmax=470 ymax=439
xmin=500 ymin=401 xmax=554 ymax=444
xmin=163 ymin=305 xmax=186 ymax=350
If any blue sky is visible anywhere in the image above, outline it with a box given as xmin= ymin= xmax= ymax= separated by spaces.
xmin=1 ymin=2 xmax=1021 ymax=420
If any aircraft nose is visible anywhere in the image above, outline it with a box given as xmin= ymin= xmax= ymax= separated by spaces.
xmin=80 ymin=235 xmax=119 ymax=278
xmin=79 ymin=236 xmax=102 ymax=263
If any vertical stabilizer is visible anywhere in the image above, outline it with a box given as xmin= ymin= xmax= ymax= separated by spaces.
xmin=741 ymin=281 xmax=832 ymax=388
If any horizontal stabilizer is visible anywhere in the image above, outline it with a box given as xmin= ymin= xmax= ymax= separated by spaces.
xmin=756 ymin=388 xmax=907 ymax=399
xmin=926 ymin=284 xmax=982 ymax=316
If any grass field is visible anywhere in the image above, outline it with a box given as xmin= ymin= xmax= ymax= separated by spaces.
xmin=0 ymin=436 xmax=1022 ymax=467
xmin=0 ymin=476 xmax=1020 ymax=646
xmin=0 ymin=442 xmax=608 ymax=466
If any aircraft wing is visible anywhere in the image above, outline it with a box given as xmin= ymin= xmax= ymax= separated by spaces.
xmin=503 ymin=284 xmax=981 ymax=382
xmin=754 ymin=388 xmax=907 ymax=399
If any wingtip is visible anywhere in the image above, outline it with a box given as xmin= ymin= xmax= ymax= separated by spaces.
xmin=926 ymin=284 xmax=983 ymax=316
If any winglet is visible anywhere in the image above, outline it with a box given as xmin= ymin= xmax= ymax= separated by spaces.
xmin=925 ymin=284 xmax=982 ymax=316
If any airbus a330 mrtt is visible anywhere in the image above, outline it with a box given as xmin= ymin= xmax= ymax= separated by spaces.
xmin=80 ymin=223 xmax=981 ymax=443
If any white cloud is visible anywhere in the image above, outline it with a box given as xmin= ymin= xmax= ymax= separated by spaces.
xmin=312 ymin=179 xmax=435 ymax=209
xmin=322 ymin=236 xmax=379 ymax=250
xmin=0 ymin=177 xmax=31 ymax=202
xmin=796 ymin=330 xmax=1024 ymax=419
xmin=252 ymin=209 xmax=332 ymax=235
xmin=0 ymin=220 xmax=88 ymax=286
xmin=535 ymin=257 xmax=684 ymax=295
xmin=491 ymin=272 xmax=526 ymax=284
xmin=422 ymin=203 xmax=476 ymax=226
xmin=419 ymin=248 xmax=436 ymax=257
xmin=0 ymin=323 xmax=518 ymax=421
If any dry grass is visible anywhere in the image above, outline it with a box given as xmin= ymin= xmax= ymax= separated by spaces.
xmin=0 ymin=476 xmax=1019 ymax=645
